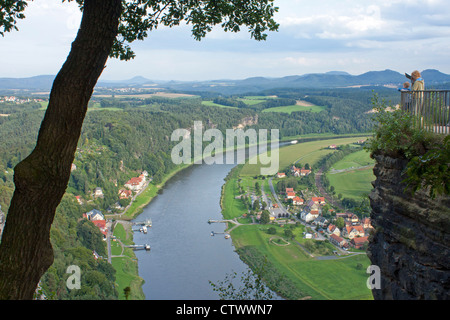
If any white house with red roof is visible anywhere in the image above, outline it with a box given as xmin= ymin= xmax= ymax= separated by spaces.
xmin=292 ymin=196 xmax=304 ymax=205
xmin=350 ymin=236 xmax=369 ymax=249
xmin=311 ymin=197 xmax=326 ymax=205
xmin=342 ymin=225 xmax=365 ymax=239
xmin=329 ymin=234 xmax=348 ymax=248
xmin=276 ymin=172 xmax=286 ymax=178
xmin=327 ymin=224 xmax=341 ymax=237
xmin=286 ymin=192 xmax=296 ymax=199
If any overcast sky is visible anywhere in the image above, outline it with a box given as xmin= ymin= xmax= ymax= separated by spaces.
xmin=2 ymin=0 xmax=450 ymax=81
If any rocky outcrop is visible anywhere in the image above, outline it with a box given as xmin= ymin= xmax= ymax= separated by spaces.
xmin=368 ymin=153 xmax=450 ymax=300
xmin=233 ymin=115 xmax=259 ymax=129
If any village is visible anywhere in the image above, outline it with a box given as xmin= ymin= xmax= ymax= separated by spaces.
xmin=76 ymin=170 xmax=151 ymax=257
xmin=0 ymin=95 xmax=46 ymax=105
xmin=270 ymin=162 xmax=373 ymax=252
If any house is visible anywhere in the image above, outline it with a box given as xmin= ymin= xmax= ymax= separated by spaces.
xmin=118 ymin=189 xmax=132 ymax=199
xmin=327 ymin=224 xmax=341 ymax=237
xmin=300 ymin=210 xmax=319 ymax=223
xmin=314 ymin=216 xmax=328 ymax=227
xmin=276 ymin=172 xmax=286 ymax=178
xmin=285 ymin=187 xmax=294 ymax=194
xmin=362 ymin=217 xmax=373 ymax=229
xmin=93 ymin=187 xmax=104 ymax=198
xmin=329 ymin=144 xmax=337 ymax=149
xmin=329 ymin=234 xmax=348 ymax=248
xmin=311 ymin=197 xmax=325 ymax=205
xmin=300 ymin=169 xmax=311 ymax=176
xmin=351 ymin=236 xmax=369 ymax=249
xmin=347 ymin=213 xmax=359 ymax=225
xmin=291 ymin=166 xmax=311 ymax=177
xmin=75 ymin=195 xmax=83 ymax=205
xmin=286 ymin=192 xmax=296 ymax=199
xmin=342 ymin=225 xmax=365 ymax=239
xmin=125 ymin=176 xmax=145 ymax=191
xmin=92 ymin=219 xmax=108 ymax=237
xmin=292 ymin=196 xmax=304 ymax=205
xmin=335 ymin=212 xmax=348 ymax=219
xmin=84 ymin=209 xmax=104 ymax=221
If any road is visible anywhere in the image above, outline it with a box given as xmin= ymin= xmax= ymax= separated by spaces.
xmin=267 ymin=177 xmax=326 ymax=242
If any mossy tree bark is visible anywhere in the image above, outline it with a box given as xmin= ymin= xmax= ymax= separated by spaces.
xmin=0 ymin=0 xmax=122 ymax=300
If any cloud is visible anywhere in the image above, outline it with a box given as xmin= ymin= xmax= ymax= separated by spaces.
xmin=2 ymin=0 xmax=450 ymax=80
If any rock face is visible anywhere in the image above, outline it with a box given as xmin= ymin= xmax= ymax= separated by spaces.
xmin=368 ymin=153 xmax=450 ymax=300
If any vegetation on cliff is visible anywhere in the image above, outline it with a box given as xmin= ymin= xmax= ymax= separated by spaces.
xmin=365 ymin=93 xmax=449 ymax=199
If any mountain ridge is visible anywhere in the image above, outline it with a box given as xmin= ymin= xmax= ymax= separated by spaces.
xmin=1 ymin=69 xmax=449 ymax=93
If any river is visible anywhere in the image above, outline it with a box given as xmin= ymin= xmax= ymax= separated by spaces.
xmin=132 ymin=155 xmax=249 ymax=300
xmin=131 ymin=141 xmax=286 ymax=300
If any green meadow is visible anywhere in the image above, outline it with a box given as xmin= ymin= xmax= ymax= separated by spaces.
xmin=201 ymin=100 xmax=238 ymax=108
xmin=327 ymin=149 xmax=375 ymax=200
xmin=229 ymin=207 xmax=373 ymax=300
xmin=240 ymin=136 xmax=370 ymax=176
xmin=327 ymin=168 xmax=375 ymax=200
xmin=111 ymin=223 xmax=145 ymax=300
xmin=262 ymin=104 xmax=326 ymax=114
xmin=330 ymin=149 xmax=374 ymax=171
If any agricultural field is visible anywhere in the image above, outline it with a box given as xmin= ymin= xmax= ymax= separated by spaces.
xmin=230 ymin=221 xmax=373 ymax=300
xmin=262 ymin=103 xmax=326 ymax=114
xmin=238 ymin=95 xmax=277 ymax=105
xmin=201 ymin=100 xmax=238 ymax=108
xmin=327 ymin=168 xmax=375 ymax=200
xmin=240 ymin=136 xmax=370 ymax=176
xmin=329 ymin=149 xmax=374 ymax=171
xmin=327 ymin=149 xmax=375 ymax=200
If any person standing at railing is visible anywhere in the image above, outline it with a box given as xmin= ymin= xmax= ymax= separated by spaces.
xmin=411 ymin=70 xmax=425 ymax=91
xmin=399 ymin=81 xmax=412 ymax=112
xmin=410 ymin=70 xmax=425 ymax=117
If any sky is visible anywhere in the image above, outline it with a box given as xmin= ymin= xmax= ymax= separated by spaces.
xmin=1 ymin=0 xmax=450 ymax=81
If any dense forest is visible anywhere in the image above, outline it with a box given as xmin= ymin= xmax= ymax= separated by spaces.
xmin=0 ymin=86 xmax=391 ymax=299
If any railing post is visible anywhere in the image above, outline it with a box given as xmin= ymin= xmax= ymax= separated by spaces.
xmin=399 ymin=90 xmax=449 ymax=135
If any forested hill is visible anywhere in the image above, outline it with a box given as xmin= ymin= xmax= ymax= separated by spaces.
xmin=1 ymin=69 xmax=450 ymax=94
xmin=0 ymin=87 xmax=381 ymax=299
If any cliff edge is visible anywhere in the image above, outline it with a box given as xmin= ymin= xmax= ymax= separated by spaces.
xmin=368 ymin=153 xmax=450 ymax=299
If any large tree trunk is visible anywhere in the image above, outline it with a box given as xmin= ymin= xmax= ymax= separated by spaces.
xmin=0 ymin=0 xmax=122 ymax=300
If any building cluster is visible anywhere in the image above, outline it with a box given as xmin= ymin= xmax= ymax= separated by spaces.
xmin=0 ymin=96 xmax=45 ymax=104
xmin=75 ymin=171 xmax=150 ymax=239
xmin=326 ymin=212 xmax=372 ymax=250
xmin=119 ymin=170 xmax=149 ymax=198
xmin=276 ymin=165 xmax=312 ymax=179
xmin=83 ymin=209 xmax=108 ymax=238
xmin=276 ymin=183 xmax=372 ymax=251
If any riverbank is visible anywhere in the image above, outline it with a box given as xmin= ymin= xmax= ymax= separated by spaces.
xmin=109 ymin=162 xmax=193 ymax=300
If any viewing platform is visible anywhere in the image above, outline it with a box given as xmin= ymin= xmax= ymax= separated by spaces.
xmin=400 ymin=90 xmax=450 ymax=135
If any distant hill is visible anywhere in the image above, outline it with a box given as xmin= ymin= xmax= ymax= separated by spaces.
xmin=1 ymin=69 xmax=449 ymax=94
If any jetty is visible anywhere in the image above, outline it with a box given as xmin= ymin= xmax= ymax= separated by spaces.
xmin=210 ymin=231 xmax=231 ymax=239
xmin=132 ymin=219 xmax=152 ymax=227
xmin=125 ymin=244 xmax=151 ymax=251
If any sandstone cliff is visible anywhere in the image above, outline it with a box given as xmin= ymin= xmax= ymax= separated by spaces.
xmin=368 ymin=153 xmax=450 ymax=299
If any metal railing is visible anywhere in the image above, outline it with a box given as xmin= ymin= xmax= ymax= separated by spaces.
xmin=400 ymin=90 xmax=450 ymax=135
